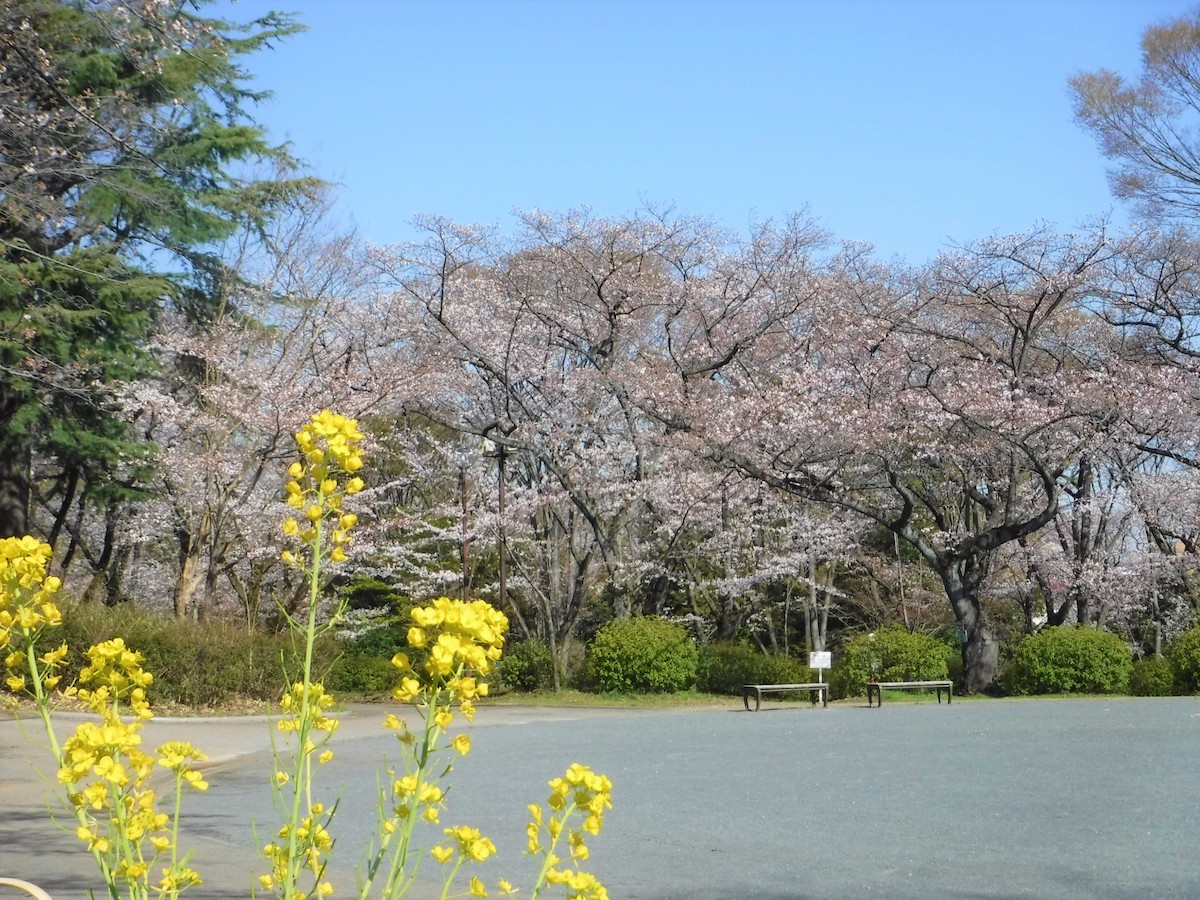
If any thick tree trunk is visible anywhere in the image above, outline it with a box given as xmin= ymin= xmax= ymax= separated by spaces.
xmin=963 ymin=621 xmax=1000 ymax=693
xmin=0 ymin=435 xmax=30 ymax=538
xmin=940 ymin=565 xmax=1000 ymax=692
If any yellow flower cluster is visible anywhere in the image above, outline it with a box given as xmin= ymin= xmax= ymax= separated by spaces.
xmin=265 ymin=412 xmax=368 ymax=899
xmin=72 ymin=637 xmax=155 ymax=719
xmin=52 ymin=640 xmax=209 ymax=896
xmin=281 ymin=410 xmax=364 ymax=567
xmin=359 ymin=598 xmax=511 ymax=895
xmin=433 ymin=824 xmax=496 ymax=864
xmin=0 ymin=535 xmax=64 ymax=694
xmin=277 ymin=680 xmax=340 ymax=736
xmin=392 ymin=771 xmax=445 ymax=823
xmin=392 ymin=598 xmax=508 ymax=722
xmin=527 ymin=764 xmax=612 ymax=900
xmin=548 ymin=764 xmax=612 ymax=834
xmin=260 ymin=801 xmax=334 ymax=898
xmin=544 ymin=868 xmax=608 ymax=900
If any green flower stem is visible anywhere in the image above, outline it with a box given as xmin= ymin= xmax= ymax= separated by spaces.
xmin=283 ymin=518 xmax=325 ymax=897
xmin=438 ymin=856 xmax=467 ymax=900
xmin=359 ymin=687 xmax=454 ymax=900
xmin=529 ymin=800 xmax=579 ymax=900
xmin=382 ymin=712 xmax=446 ymax=898
xmin=106 ymin=781 xmax=140 ymax=900
xmin=166 ymin=771 xmax=186 ymax=900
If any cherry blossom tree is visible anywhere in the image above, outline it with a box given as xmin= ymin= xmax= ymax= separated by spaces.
xmin=86 ymin=192 xmax=402 ymax=621
xmin=367 ymin=209 xmax=831 ymax=652
xmin=676 ymin=227 xmax=1140 ymax=691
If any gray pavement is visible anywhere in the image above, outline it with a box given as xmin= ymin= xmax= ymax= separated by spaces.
xmin=3 ymin=697 xmax=1199 ymax=898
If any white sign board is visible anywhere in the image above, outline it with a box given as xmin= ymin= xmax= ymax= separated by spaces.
xmin=808 ymin=651 xmax=832 ymax=670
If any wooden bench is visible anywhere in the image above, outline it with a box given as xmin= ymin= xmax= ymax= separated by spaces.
xmin=866 ymin=679 xmax=953 ymax=707
xmin=742 ymin=682 xmax=829 ymax=711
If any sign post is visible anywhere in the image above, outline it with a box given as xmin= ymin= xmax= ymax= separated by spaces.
xmin=808 ymin=651 xmax=832 ymax=684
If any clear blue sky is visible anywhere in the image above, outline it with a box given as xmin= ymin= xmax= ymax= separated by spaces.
xmin=221 ymin=0 xmax=1189 ymax=263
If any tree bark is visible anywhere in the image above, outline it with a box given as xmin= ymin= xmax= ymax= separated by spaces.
xmin=174 ymin=512 xmax=211 ymax=620
xmin=0 ymin=433 xmax=30 ymax=538
xmin=940 ymin=566 xmax=1000 ymax=692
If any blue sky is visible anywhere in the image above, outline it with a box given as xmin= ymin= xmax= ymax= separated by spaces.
xmin=221 ymin=0 xmax=1188 ymax=263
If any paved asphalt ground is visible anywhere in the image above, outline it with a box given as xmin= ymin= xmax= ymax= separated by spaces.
xmin=2 ymin=696 xmax=1198 ymax=899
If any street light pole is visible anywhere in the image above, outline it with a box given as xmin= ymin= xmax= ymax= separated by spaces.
xmin=497 ymin=443 xmax=507 ymax=612
xmin=460 ymin=460 xmax=469 ymax=603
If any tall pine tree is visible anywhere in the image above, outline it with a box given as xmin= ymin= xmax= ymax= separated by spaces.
xmin=0 ymin=0 xmax=315 ymax=537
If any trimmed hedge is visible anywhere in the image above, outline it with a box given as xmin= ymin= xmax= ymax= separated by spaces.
xmin=586 ymin=617 xmax=698 ymax=693
xmin=1003 ymin=626 xmax=1132 ymax=696
xmin=697 ymin=642 xmax=815 ymax=695
xmin=829 ymin=626 xmax=950 ymax=700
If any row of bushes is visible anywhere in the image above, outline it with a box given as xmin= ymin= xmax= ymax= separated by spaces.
xmin=493 ymin=620 xmax=1200 ymax=699
xmin=30 ymin=603 xmax=1200 ymax=705
xmin=999 ymin=626 xmax=1200 ymax=697
xmin=50 ymin=603 xmax=340 ymax=707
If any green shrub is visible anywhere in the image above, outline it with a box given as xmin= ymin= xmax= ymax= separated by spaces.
xmin=935 ymin=631 xmax=965 ymax=685
xmin=829 ymin=626 xmax=950 ymax=699
xmin=1003 ymin=626 xmax=1132 ymax=695
xmin=1129 ymin=655 xmax=1176 ymax=697
xmin=1168 ymin=626 xmax=1200 ymax=693
xmin=326 ymin=653 xmax=399 ymax=694
xmin=586 ymin=617 xmax=698 ymax=693
xmin=697 ymin=642 xmax=815 ymax=694
xmin=498 ymin=638 xmax=554 ymax=692
xmin=339 ymin=576 xmax=411 ymax=612
xmin=347 ymin=621 xmax=410 ymax=657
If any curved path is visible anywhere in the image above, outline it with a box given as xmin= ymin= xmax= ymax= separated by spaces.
xmin=3 ymin=698 xmax=1199 ymax=898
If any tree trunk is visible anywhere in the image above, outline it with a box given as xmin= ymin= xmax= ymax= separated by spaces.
xmin=0 ymin=435 xmax=30 ymax=538
xmin=174 ymin=529 xmax=204 ymax=619
xmin=106 ymin=542 xmax=132 ymax=605
xmin=940 ymin=565 xmax=1000 ymax=692
xmin=83 ymin=512 xmax=121 ymax=606
xmin=963 ymin=621 xmax=1000 ymax=693
xmin=47 ymin=467 xmax=79 ymax=552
